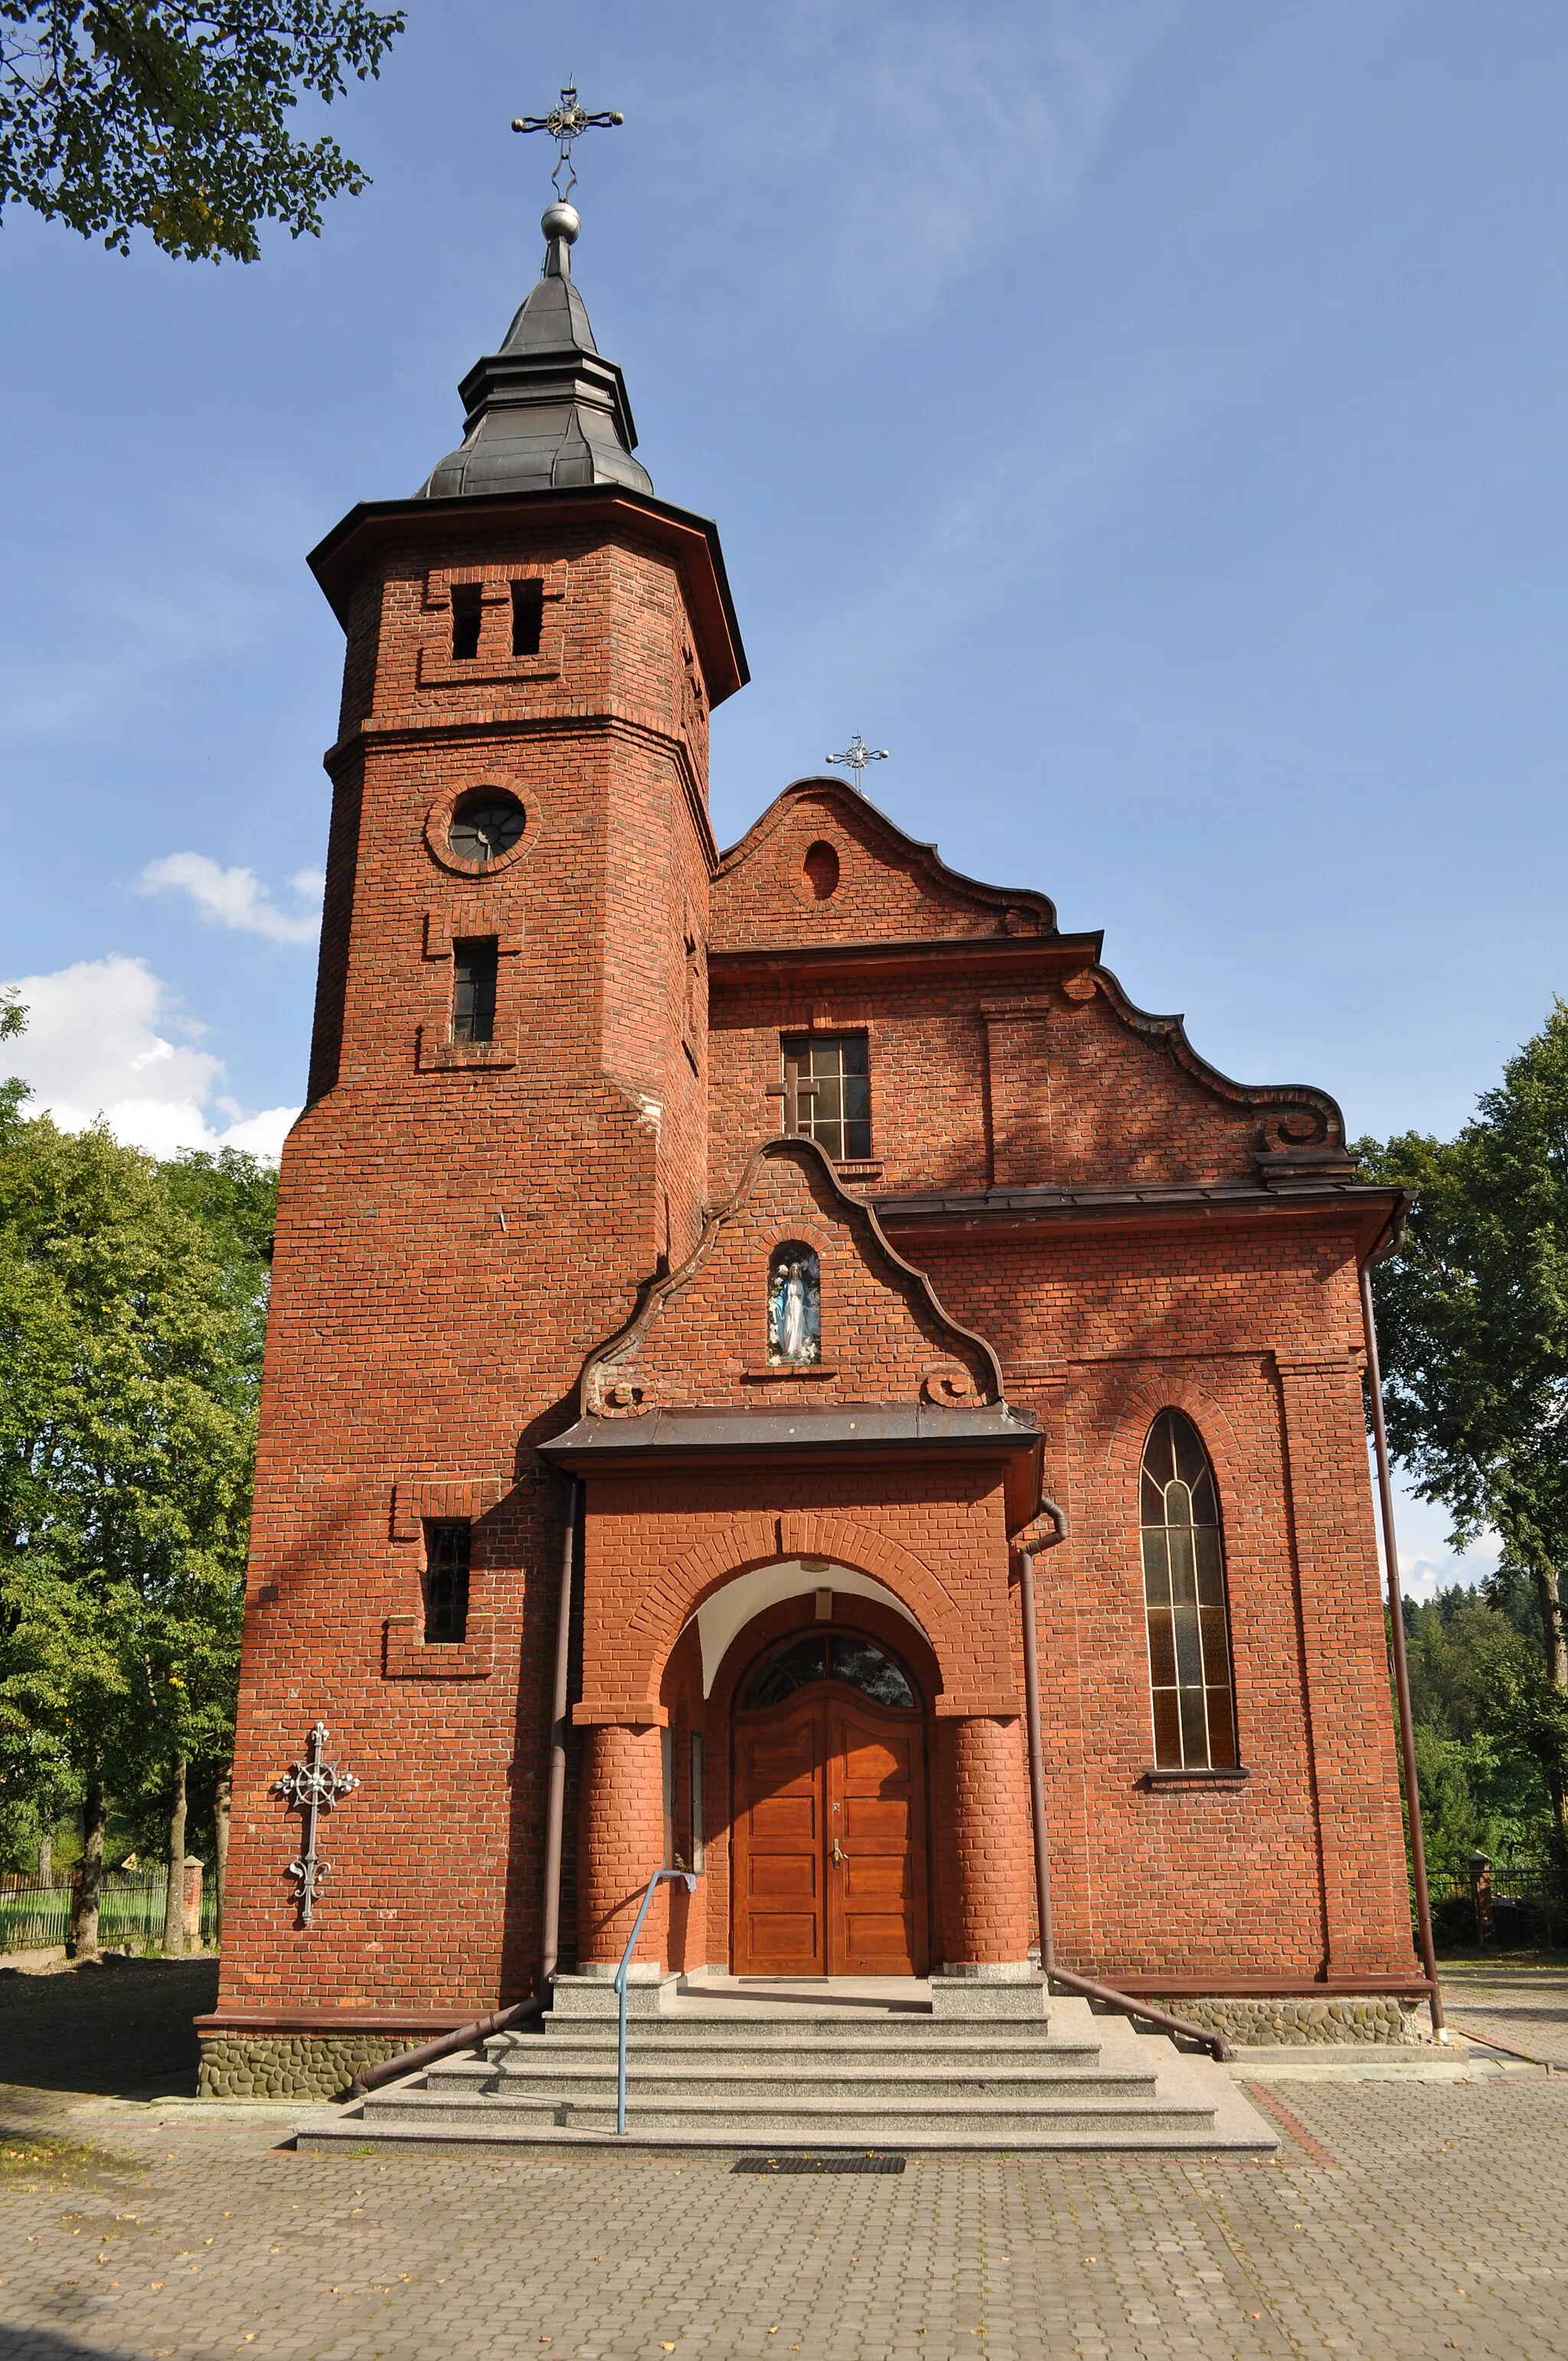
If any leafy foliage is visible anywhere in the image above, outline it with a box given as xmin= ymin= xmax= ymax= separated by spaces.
xmin=0 ymin=1079 xmax=275 ymax=1869
xmin=2 ymin=1 xmax=403 ymax=261
xmin=1402 ymin=1586 xmax=1555 ymax=1873
xmin=1360 ymin=1001 xmax=1568 ymax=1615
xmin=1361 ymin=1000 xmax=1568 ymax=1861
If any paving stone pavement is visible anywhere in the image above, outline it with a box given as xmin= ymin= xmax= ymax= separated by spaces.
xmin=1439 ymin=1964 xmax=1568 ymax=2068
xmin=0 ymin=2072 xmax=1564 ymax=2361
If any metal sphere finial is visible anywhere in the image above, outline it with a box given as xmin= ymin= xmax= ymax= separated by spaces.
xmin=541 ymin=201 xmax=580 ymax=245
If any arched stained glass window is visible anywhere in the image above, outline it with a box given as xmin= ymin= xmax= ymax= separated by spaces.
xmin=1141 ymin=1411 xmax=1237 ymax=1769
xmin=740 ymin=1632 xmax=916 ymax=1713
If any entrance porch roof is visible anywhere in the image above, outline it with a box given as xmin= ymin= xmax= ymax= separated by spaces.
xmin=540 ymin=1403 xmax=1044 ymax=1533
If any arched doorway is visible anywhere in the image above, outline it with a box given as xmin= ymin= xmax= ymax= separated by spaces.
xmin=731 ymin=1629 xmax=929 ymax=1977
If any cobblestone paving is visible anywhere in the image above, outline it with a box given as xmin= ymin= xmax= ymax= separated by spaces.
xmin=0 ymin=2073 xmax=1563 ymax=2361
xmin=1440 ymin=1964 xmax=1568 ymax=2068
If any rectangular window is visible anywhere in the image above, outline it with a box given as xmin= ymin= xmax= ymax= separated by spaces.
xmin=511 ymin=578 xmax=544 ymax=656
xmin=781 ymin=1033 xmax=871 ymax=1161
xmin=689 ymin=1732 xmax=705 ymax=1873
xmin=423 ymin=1520 xmax=471 ymax=1644
xmin=452 ymin=938 xmax=498 ymax=1044
xmin=450 ymin=583 xmax=482 ymax=660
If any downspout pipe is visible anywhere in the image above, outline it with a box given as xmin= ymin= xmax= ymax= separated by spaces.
xmin=1017 ymin=1534 xmax=1056 ymax=1978
xmin=541 ymin=1474 xmax=580 ymax=1988
xmin=1360 ymin=1256 xmax=1446 ymax=2039
xmin=347 ymin=1474 xmax=583 ymax=2105
xmin=1017 ymin=1517 xmax=1234 ymax=2066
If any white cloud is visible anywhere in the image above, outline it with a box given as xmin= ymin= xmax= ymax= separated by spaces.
xmin=1390 ymin=1475 xmax=1500 ymax=1602
xmin=136 ymin=853 xmax=323 ymax=945
xmin=2 ymin=955 xmax=298 ymax=1161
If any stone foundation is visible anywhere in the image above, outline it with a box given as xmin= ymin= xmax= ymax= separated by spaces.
xmin=1161 ymin=1996 xmax=1424 ymax=2046
xmin=198 ymin=2032 xmax=415 ymax=2100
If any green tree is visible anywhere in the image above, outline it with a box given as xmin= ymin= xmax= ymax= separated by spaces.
xmin=0 ymin=1103 xmax=271 ymax=1949
xmin=1401 ymin=1588 xmax=1555 ymax=1873
xmin=1361 ymin=1001 xmax=1568 ymax=1852
xmin=2 ymin=1 xmax=403 ymax=262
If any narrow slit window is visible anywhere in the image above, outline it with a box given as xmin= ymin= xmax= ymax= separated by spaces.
xmin=452 ymin=938 xmax=498 ymax=1045
xmin=423 ymin=1520 xmax=471 ymax=1643
xmin=779 ymin=1032 xmax=871 ymax=1161
xmin=1140 ymin=1410 xmax=1237 ymax=1769
xmin=450 ymin=583 xmax=482 ymax=661
xmin=661 ymin=1727 xmax=675 ymax=1870
xmin=511 ymin=579 xmax=544 ymax=656
xmin=689 ymin=1732 xmax=705 ymax=1873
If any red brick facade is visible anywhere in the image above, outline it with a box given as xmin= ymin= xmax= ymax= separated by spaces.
xmin=206 ymin=300 xmax=1419 ymax=2065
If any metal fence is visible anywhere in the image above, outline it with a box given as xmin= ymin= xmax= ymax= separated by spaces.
xmin=0 ymin=1870 xmax=217 ymax=1954
xmin=1429 ymin=1855 xmax=1568 ymax=1949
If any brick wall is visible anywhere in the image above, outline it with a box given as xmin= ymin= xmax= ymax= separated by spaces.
xmin=217 ymin=483 xmax=1415 ymax=2031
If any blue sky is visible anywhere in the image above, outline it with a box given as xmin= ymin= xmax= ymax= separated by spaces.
xmin=4 ymin=0 xmax=1563 ymax=1588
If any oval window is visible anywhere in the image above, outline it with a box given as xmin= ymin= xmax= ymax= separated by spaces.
xmin=802 ymin=840 xmax=840 ymax=900
xmin=449 ymin=789 xmax=525 ymax=864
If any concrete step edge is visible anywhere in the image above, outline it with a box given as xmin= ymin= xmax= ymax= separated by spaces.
xmin=297 ymin=2120 xmax=1271 ymax=2155
xmin=363 ymin=2092 xmax=1218 ymax=2126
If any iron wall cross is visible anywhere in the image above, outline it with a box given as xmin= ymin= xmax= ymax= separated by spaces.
xmin=511 ymin=83 xmax=624 ymax=201
xmin=827 ymin=733 xmax=889 ymax=791
xmin=273 ymin=1723 xmax=359 ymax=1927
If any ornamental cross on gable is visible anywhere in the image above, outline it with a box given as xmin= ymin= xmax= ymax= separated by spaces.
xmin=511 ymin=82 xmax=624 ymax=201
xmin=827 ymin=733 xmax=889 ymax=792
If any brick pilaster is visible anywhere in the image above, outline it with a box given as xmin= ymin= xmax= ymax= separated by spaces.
xmin=936 ymin=1714 xmax=1034 ymax=1967
xmin=1275 ymin=1352 xmax=1413 ymax=1976
xmin=576 ymin=1723 xmax=668 ymax=1967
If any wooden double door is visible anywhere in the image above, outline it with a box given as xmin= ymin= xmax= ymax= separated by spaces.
xmin=732 ymin=1684 xmax=928 ymax=1977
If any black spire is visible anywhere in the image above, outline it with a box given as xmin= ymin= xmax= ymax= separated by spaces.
xmin=416 ymin=203 xmax=652 ymax=500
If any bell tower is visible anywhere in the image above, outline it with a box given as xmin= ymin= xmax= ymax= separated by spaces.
xmin=214 ymin=181 xmax=746 ymax=2030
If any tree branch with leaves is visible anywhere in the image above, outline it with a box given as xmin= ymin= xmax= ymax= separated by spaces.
xmin=2 ymin=1 xmax=403 ymax=260
xmin=1361 ymin=1000 xmax=1568 ymax=1854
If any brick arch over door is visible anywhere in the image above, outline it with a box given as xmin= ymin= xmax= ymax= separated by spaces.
xmin=583 ymin=1509 xmax=1019 ymax=1721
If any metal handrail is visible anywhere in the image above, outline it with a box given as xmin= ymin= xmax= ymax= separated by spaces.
xmin=614 ymin=1867 xmax=695 ymax=2134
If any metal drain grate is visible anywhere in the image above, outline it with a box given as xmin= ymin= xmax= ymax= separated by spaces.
xmin=733 ymin=2154 xmax=906 ymax=2175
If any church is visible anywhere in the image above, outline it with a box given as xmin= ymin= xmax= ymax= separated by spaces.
xmin=199 ymin=162 xmax=1429 ymax=2106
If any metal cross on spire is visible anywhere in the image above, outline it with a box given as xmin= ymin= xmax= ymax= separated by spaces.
xmin=827 ymin=732 xmax=890 ymax=792
xmin=511 ymin=80 xmax=624 ymax=203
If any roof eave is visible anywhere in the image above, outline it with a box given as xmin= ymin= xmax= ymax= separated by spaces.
xmin=306 ymin=483 xmax=748 ymax=704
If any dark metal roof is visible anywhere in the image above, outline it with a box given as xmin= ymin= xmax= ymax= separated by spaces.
xmin=541 ymin=1403 xmax=1040 ymax=1464
xmin=416 ymin=229 xmax=652 ymax=501
xmin=874 ymin=1177 xmax=1406 ymax=1259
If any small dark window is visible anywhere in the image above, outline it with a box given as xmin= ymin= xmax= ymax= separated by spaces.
xmin=450 ymin=583 xmax=482 ymax=661
xmin=511 ymin=579 xmax=544 ymax=657
xmin=452 ymin=939 xmax=498 ymax=1044
xmin=424 ymin=1520 xmax=471 ymax=1643
xmin=449 ymin=789 xmax=524 ymax=864
xmin=780 ymin=1033 xmax=871 ymax=1161
xmin=741 ymin=1631 xmax=916 ymax=1713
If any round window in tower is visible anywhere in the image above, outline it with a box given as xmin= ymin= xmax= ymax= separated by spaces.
xmin=449 ymin=789 xmax=525 ymax=864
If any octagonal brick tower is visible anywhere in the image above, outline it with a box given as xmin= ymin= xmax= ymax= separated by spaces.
xmin=212 ymin=203 xmax=746 ymax=2038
